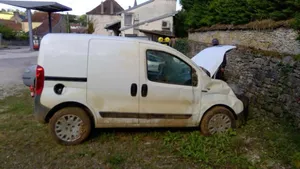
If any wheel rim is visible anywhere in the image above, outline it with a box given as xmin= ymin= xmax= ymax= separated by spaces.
xmin=55 ymin=114 xmax=84 ymax=142
xmin=208 ymin=114 xmax=232 ymax=134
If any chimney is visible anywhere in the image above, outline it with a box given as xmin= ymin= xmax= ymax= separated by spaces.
xmin=101 ymin=1 xmax=104 ymax=14
xmin=13 ymin=11 xmax=19 ymax=17
xmin=134 ymin=0 xmax=137 ymax=7
xmin=110 ymin=0 xmax=114 ymax=14
xmin=13 ymin=11 xmax=21 ymax=23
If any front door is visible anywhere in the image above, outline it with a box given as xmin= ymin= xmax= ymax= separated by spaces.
xmin=138 ymin=43 xmax=197 ymax=127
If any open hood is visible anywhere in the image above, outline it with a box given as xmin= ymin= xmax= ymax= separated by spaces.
xmin=191 ymin=45 xmax=236 ymax=77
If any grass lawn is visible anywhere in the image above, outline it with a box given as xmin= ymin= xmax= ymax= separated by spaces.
xmin=0 ymin=91 xmax=300 ymax=169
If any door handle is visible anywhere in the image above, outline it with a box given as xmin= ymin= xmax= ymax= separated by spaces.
xmin=141 ymin=84 xmax=148 ymax=97
xmin=131 ymin=83 xmax=137 ymax=97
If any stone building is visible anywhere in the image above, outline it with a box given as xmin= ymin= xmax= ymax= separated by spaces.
xmin=86 ymin=0 xmax=124 ymax=36
xmin=87 ymin=0 xmax=177 ymax=41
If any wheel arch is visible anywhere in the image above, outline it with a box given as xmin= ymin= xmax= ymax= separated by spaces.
xmin=198 ymin=104 xmax=238 ymax=126
xmin=45 ymin=101 xmax=95 ymax=128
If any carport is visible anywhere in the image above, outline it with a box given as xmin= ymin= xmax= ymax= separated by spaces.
xmin=0 ymin=1 xmax=72 ymax=50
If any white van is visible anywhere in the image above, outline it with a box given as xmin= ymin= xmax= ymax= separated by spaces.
xmin=32 ymin=34 xmax=248 ymax=145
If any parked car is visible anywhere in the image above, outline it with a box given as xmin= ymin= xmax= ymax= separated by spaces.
xmin=25 ymin=34 xmax=248 ymax=145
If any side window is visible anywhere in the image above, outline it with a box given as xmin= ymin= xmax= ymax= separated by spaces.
xmin=146 ymin=50 xmax=196 ymax=86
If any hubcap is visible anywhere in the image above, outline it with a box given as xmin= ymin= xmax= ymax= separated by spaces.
xmin=208 ymin=114 xmax=232 ymax=134
xmin=55 ymin=115 xmax=84 ymax=142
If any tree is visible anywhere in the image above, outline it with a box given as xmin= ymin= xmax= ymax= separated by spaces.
xmin=79 ymin=15 xmax=87 ymax=27
xmin=174 ymin=11 xmax=188 ymax=37
xmin=179 ymin=0 xmax=300 ymax=29
xmin=87 ymin=22 xmax=94 ymax=34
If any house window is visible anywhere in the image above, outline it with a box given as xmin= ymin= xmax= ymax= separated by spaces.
xmin=124 ymin=14 xmax=133 ymax=26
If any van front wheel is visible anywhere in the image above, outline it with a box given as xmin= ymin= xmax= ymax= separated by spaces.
xmin=200 ymin=106 xmax=236 ymax=136
xmin=49 ymin=107 xmax=92 ymax=145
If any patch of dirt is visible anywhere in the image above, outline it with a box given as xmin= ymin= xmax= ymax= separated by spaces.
xmin=0 ymin=85 xmax=26 ymax=100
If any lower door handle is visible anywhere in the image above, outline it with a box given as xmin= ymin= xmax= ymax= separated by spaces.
xmin=141 ymin=84 xmax=148 ymax=97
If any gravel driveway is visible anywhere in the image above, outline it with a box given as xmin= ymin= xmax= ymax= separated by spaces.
xmin=0 ymin=47 xmax=38 ymax=99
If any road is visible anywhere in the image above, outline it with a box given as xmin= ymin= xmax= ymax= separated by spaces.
xmin=0 ymin=47 xmax=38 ymax=99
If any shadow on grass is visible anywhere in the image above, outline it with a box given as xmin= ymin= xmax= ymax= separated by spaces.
xmin=89 ymin=127 xmax=198 ymax=140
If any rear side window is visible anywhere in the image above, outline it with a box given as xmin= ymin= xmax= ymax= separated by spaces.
xmin=146 ymin=50 xmax=194 ymax=86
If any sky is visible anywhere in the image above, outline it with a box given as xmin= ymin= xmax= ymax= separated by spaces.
xmin=0 ymin=0 xmax=182 ymax=15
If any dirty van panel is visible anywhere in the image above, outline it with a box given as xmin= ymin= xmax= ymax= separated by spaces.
xmin=138 ymin=43 xmax=199 ymax=127
xmin=87 ymin=39 xmax=139 ymax=124
xmin=39 ymin=35 xmax=88 ymax=78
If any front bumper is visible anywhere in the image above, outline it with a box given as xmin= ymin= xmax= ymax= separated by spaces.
xmin=236 ymin=94 xmax=249 ymax=127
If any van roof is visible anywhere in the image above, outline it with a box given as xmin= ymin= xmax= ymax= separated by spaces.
xmin=42 ymin=33 xmax=161 ymax=45
xmin=41 ymin=33 xmax=184 ymax=58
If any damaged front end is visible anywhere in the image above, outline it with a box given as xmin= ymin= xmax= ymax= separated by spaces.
xmin=192 ymin=45 xmax=249 ymax=127
xmin=201 ymin=78 xmax=249 ymax=128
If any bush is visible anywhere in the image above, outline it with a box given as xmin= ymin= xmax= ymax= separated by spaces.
xmin=173 ymin=38 xmax=189 ymax=55
xmin=15 ymin=31 xmax=29 ymax=40
xmin=87 ymin=22 xmax=94 ymax=34
xmin=178 ymin=0 xmax=300 ymax=41
xmin=292 ymin=152 xmax=300 ymax=168
xmin=181 ymin=0 xmax=300 ymax=28
xmin=0 ymin=24 xmax=16 ymax=40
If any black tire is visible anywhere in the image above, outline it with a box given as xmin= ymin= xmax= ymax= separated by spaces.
xmin=49 ymin=107 xmax=92 ymax=145
xmin=200 ymin=106 xmax=236 ymax=136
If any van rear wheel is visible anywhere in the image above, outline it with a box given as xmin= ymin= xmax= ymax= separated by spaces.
xmin=200 ymin=106 xmax=236 ymax=136
xmin=49 ymin=107 xmax=92 ymax=145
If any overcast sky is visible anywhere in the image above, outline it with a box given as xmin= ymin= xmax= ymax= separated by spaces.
xmin=0 ymin=0 xmax=182 ymax=15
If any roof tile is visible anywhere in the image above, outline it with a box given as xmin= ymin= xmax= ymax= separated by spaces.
xmin=0 ymin=19 xmax=22 ymax=31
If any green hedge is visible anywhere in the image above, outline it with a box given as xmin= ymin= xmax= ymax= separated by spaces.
xmin=0 ymin=25 xmax=29 ymax=40
xmin=0 ymin=25 xmax=16 ymax=40
xmin=177 ymin=0 xmax=300 ymax=38
xmin=181 ymin=0 xmax=300 ymax=28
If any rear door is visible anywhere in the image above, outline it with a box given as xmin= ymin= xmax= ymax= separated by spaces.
xmin=87 ymin=39 xmax=139 ymax=125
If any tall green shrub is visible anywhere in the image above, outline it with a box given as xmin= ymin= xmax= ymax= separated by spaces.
xmin=87 ymin=22 xmax=94 ymax=34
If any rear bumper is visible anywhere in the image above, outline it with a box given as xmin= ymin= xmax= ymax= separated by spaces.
xmin=34 ymin=95 xmax=50 ymax=123
xmin=236 ymin=95 xmax=249 ymax=127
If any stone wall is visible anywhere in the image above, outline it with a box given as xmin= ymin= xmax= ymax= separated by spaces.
xmin=52 ymin=16 xmax=68 ymax=34
xmin=188 ymin=28 xmax=300 ymax=55
xmin=88 ymin=15 xmax=121 ymax=35
xmin=188 ymin=41 xmax=300 ymax=127
xmin=2 ymin=39 xmax=29 ymax=46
